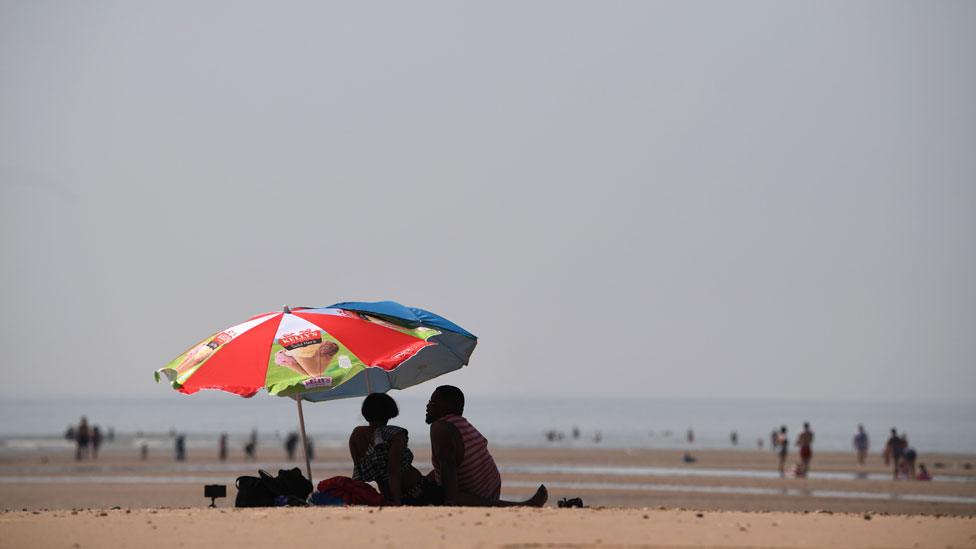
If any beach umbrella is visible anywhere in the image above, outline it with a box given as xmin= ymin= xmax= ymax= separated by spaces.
xmin=155 ymin=301 xmax=477 ymax=482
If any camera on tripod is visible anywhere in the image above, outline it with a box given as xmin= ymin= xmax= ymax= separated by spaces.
xmin=204 ymin=484 xmax=226 ymax=507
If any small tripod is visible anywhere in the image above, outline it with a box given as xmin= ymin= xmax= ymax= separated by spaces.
xmin=204 ymin=484 xmax=226 ymax=508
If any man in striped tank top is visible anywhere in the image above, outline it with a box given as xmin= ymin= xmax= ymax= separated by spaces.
xmin=425 ymin=385 xmax=547 ymax=507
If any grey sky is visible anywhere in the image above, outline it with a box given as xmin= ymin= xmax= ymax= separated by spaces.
xmin=1 ymin=1 xmax=973 ymax=402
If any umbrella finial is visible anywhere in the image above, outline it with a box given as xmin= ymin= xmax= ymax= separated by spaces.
xmin=282 ymin=304 xmax=291 ymax=314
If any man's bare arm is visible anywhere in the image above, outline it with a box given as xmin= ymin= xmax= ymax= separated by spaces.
xmin=431 ymin=420 xmax=460 ymax=505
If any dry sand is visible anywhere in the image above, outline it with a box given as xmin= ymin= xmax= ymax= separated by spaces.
xmin=1 ymin=507 xmax=974 ymax=549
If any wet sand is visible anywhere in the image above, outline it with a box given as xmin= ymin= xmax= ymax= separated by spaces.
xmin=1 ymin=446 xmax=973 ymax=516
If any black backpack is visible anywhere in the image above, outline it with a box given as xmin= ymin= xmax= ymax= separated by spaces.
xmin=235 ymin=471 xmax=276 ymax=507
xmin=235 ymin=468 xmax=312 ymax=507
xmin=269 ymin=467 xmax=313 ymax=501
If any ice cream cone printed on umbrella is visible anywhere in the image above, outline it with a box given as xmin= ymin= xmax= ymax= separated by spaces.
xmin=155 ymin=303 xmax=476 ymax=400
xmin=261 ymin=309 xmax=432 ymax=397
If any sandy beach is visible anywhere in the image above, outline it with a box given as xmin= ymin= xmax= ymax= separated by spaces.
xmin=2 ymin=445 xmax=974 ymax=547
xmin=2 ymin=445 xmax=973 ymax=516
xmin=2 ymin=507 xmax=975 ymax=549
xmin=5 ymin=0 xmax=976 ymax=546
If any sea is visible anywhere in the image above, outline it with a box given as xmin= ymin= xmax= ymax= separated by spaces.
xmin=1 ymin=394 xmax=974 ymax=455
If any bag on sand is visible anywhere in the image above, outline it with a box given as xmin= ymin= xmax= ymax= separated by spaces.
xmin=235 ymin=472 xmax=275 ymax=507
xmin=235 ymin=468 xmax=313 ymax=507
xmin=268 ymin=467 xmax=313 ymax=501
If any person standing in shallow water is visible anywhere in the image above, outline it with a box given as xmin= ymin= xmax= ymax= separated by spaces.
xmin=900 ymin=434 xmax=917 ymax=480
xmin=285 ymin=432 xmax=299 ymax=461
xmin=796 ymin=422 xmax=814 ymax=474
xmin=91 ymin=426 xmax=102 ymax=460
xmin=776 ymin=426 xmax=789 ymax=477
xmin=75 ymin=417 xmax=90 ymax=461
xmin=244 ymin=429 xmax=257 ymax=460
xmin=883 ymin=428 xmax=905 ymax=480
xmin=175 ymin=434 xmax=186 ymax=461
xmin=219 ymin=433 xmax=228 ymax=461
xmin=425 ymin=385 xmax=547 ymax=507
xmin=853 ymin=424 xmax=869 ymax=465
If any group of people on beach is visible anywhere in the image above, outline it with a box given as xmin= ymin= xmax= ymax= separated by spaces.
xmin=766 ymin=423 xmax=930 ymax=481
xmin=65 ymin=416 xmax=109 ymax=461
xmin=347 ymin=385 xmax=547 ymax=507
xmin=772 ymin=422 xmax=816 ymax=478
xmin=543 ymin=426 xmax=601 ymax=444
xmin=165 ymin=429 xmax=263 ymax=462
xmin=882 ymin=428 xmax=929 ymax=481
xmin=851 ymin=425 xmax=929 ymax=480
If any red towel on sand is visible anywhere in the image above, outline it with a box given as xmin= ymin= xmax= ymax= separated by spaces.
xmin=316 ymin=476 xmax=385 ymax=506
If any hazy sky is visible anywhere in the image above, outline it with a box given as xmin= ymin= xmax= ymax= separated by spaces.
xmin=1 ymin=1 xmax=973 ymax=402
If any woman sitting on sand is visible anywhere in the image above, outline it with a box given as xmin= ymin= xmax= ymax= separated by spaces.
xmin=349 ymin=393 xmax=426 ymax=505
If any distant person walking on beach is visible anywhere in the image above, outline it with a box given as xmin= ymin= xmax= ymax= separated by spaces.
xmin=883 ymin=428 xmax=905 ymax=480
xmin=853 ymin=424 xmax=869 ymax=465
xmin=796 ymin=422 xmax=814 ymax=474
xmin=285 ymin=432 xmax=299 ymax=461
xmin=219 ymin=433 xmax=228 ymax=461
xmin=776 ymin=426 xmax=789 ymax=477
xmin=75 ymin=416 xmax=90 ymax=461
xmin=91 ymin=426 xmax=102 ymax=460
xmin=175 ymin=434 xmax=186 ymax=461
xmin=244 ymin=429 xmax=257 ymax=460
xmin=900 ymin=434 xmax=917 ymax=480
xmin=425 ymin=386 xmax=547 ymax=507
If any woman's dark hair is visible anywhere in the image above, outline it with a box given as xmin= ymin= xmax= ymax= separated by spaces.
xmin=362 ymin=393 xmax=399 ymax=423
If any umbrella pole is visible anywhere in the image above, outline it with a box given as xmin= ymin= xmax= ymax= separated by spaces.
xmin=295 ymin=397 xmax=313 ymax=485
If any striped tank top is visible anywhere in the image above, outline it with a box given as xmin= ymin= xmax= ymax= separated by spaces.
xmin=432 ymin=414 xmax=501 ymax=501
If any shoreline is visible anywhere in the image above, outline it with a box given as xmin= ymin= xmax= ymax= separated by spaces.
xmin=1 ymin=447 xmax=973 ymax=516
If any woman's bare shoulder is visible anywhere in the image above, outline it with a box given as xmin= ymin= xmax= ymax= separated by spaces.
xmin=350 ymin=426 xmax=372 ymax=441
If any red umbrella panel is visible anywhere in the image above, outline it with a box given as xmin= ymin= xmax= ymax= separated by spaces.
xmin=156 ymin=307 xmax=467 ymax=400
